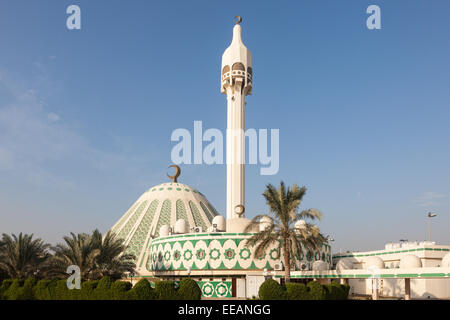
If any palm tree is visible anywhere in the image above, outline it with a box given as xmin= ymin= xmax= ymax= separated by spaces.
xmin=49 ymin=232 xmax=99 ymax=280
xmin=49 ymin=229 xmax=135 ymax=280
xmin=244 ymin=181 xmax=326 ymax=282
xmin=0 ymin=233 xmax=51 ymax=279
xmin=90 ymin=230 xmax=136 ymax=280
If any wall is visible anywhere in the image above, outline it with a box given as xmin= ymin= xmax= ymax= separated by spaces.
xmin=146 ymin=232 xmax=331 ymax=273
xmin=348 ymin=277 xmax=450 ymax=299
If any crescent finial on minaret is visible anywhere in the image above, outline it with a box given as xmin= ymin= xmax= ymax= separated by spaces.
xmin=167 ymin=165 xmax=181 ymax=183
xmin=234 ymin=16 xmax=242 ymax=25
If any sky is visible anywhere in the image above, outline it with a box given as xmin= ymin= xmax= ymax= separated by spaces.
xmin=0 ymin=0 xmax=449 ymax=253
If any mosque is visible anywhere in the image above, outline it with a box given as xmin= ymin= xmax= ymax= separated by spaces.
xmin=108 ymin=17 xmax=331 ymax=298
xmin=108 ymin=18 xmax=450 ymax=299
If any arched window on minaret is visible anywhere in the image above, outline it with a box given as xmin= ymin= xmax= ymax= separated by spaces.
xmin=232 ymin=63 xmax=245 ymax=80
xmin=222 ymin=65 xmax=230 ymax=80
xmin=232 ymin=62 xmax=245 ymax=70
xmin=247 ymin=66 xmax=253 ymax=83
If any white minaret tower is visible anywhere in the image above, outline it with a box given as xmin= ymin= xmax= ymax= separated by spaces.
xmin=221 ymin=17 xmax=253 ymax=221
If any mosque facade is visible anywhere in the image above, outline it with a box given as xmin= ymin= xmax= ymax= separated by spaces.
xmin=108 ymin=18 xmax=331 ymax=298
xmin=109 ymin=18 xmax=450 ymax=300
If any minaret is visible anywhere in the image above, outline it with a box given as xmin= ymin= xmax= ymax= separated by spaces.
xmin=221 ymin=17 xmax=253 ymax=220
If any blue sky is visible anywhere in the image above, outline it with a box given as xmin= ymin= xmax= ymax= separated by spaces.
xmin=0 ymin=0 xmax=449 ymax=252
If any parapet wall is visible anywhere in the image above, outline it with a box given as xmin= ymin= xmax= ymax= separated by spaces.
xmin=144 ymin=232 xmax=332 ymax=273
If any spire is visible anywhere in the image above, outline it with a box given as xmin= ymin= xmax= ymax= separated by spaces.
xmin=231 ymin=23 xmax=244 ymax=47
xmin=221 ymin=16 xmax=253 ymax=95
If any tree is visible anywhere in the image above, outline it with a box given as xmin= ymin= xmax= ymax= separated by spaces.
xmin=245 ymin=181 xmax=326 ymax=282
xmin=49 ymin=229 xmax=135 ymax=280
xmin=90 ymin=230 xmax=136 ymax=280
xmin=49 ymin=232 xmax=99 ymax=280
xmin=0 ymin=233 xmax=50 ymax=279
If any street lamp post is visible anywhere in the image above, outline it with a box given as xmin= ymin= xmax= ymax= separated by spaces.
xmin=427 ymin=212 xmax=437 ymax=241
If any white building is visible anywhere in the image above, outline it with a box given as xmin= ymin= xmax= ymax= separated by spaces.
xmin=108 ymin=18 xmax=331 ymax=299
xmin=330 ymin=241 xmax=450 ymax=299
xmin=276 ymin=241 xmax=450 ymax=299
xmin=108 ymin=17 xmax=450 ymax=300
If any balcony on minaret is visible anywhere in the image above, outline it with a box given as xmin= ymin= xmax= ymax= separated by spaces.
xmin=221 ymin=64 xmax=252 ymax=94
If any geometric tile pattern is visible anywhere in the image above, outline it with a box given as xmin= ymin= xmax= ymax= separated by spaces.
xmin=125 ymin=199 xmax=159 ymax=260
xmin=117 ymin=200 xmax=148 ymax=240
xmin=147 ymin=233 xmax=331 ymax=272
xmin=111 ymin=201 xmax=141 ymax=234
xmin=198 ymin=281 xmax=232 ymax=298
xmin=188 ymin=201 xmax=207 ymax=231
xmin=154 ymin=199 xmax=171 ymax=237
xmin=176 ymin=200 xmax=188 ymax=225
xmin=199 ymin=201 xmax=215 ymax=222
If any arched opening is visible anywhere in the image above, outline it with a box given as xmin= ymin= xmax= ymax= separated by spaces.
xmin=232 ymin=62 xmax=245 ymax=71
xmin=222 ymin=65 xmax=230 ymax=78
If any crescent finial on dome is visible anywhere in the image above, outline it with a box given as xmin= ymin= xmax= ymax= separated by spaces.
xmin=167 ymin=164 xmax=181 ymax=183
xmin=234 ymin=16 xmax=242 ymax=25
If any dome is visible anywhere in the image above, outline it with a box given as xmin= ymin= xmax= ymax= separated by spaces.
xmin=109 ymin=181 xmax=220 ymax=267
xmin=174 ymin=219 xmax=188 ymax=234
xmin=294 ymin=220 xmax=306 ymax=229
xmin=442 ymin=253 xmax=450 ymax=267
xmin=312 ymin=260 xmax=328 ymax=271
xmin=364 ymin=256 xmax=385 ymax=270
xmin=160 ymin=225 xmax=170 ymax=237
xmin=212 ymin=215 xmax=226 ymax=232
xmin=259 ymin=216 xmax=271 ymax=232
xmin=399 ymin=254 xmax=422 ymax=269
xmin=336 ymin=258 xmax=354 ymax=271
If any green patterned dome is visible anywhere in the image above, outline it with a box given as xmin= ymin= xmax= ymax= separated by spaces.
xmin=109 ymin=182 xmax=220 ymax=268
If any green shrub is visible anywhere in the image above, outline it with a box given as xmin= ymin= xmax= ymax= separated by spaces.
xmin=307 ymin=281 xmax=326 ymax=300
xmin=46 ymin=279 xmax=62 ymax=300
xmin=111 ymin=281 xmax=132 ymax=300
xmin=131 ymin=279 xmax=156 ymax=300
xmin=34 ymin=280 xmax=52 ymax=300
xmin=126 ymin=288 xmax=138 ymax=300
xmin=341 ymin=284 xmax=350 ymax=299
xmin=54 ymin=279 xmax=71 ymax=300
xmin=323 ymin=282 xmax=349 ymax=300
xmin=93 ymin=276 xmax=113 ymax=300
xmin=80 ymin=280 xmax=98 ymax=300
xmin=4 ymin=279 xmax=24 ymax=300
xmin=323 ymin=285 xmax=330 ymax=299
xmin=155 ymin=280 xmax=178 ymax=300
xmin=178 ymin=278 xmax=201 ymax=300
xmin=44 ymin=279 xmax=58 ymax=300
xmin=324 ymin=284 xmax=340 ymax=300
xmin=258 ymin=279 xmax=287 ymax=300
xmin=0 ymin=279 xmax=13 ymax=300
xmin=285 ymin=282 xmax=308 ymax=300
xmin=21 ymin=278 xmax=37 ymax=300
xmin=68 ymin=284 xmax=82 ymax=300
